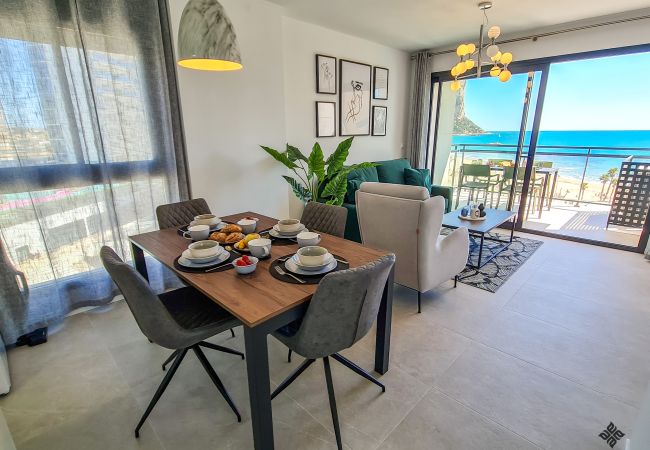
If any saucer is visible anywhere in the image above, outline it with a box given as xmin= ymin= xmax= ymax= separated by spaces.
xmin=269 ymin=227 xmax=308 ymax=239
xmin=291 ymin=253 xmax=333 ymax=271
xmin=181 ymin=248 xmax=223 ymax=263
xmin=188 ymin=221 xmax=226 ymax=232
xmin=272 ymin=224 xmax=306 ymax=236
xmin=178 ymin=250 xmax=229 ymax=268
xmin=285 ymin=257 xmax=337 ymax=275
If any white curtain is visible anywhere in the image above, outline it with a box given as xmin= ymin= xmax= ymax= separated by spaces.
xmin=406 ymin=52 xmax=432 ymax=169
xmin=0 ymin=0 xmax=187 ymax=344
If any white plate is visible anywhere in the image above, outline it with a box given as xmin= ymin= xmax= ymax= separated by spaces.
xmin=284 ymin=257 xmax=337 ymax=275
xmin=269 ymin=227 xmax=308 ymax=239
xmin=291 ymin=253 xmax=334 ymax=271
xmin=178 ymin=250 xmax=230 ymax=268
xmin=272 ymin=224 xmax=306 ymax=236
xmin=458 ymin=214 xmax=486 ymax=222
xmin=181 ymin=248 xmax=223 ymax=263
xmin=189 ymin=221 xmax=227 ymax=232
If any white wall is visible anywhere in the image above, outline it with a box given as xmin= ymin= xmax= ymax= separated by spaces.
xmin=430 ymin=14 xmax=650 ymax=73
xmin=282 ymin=17 xmax=410 ymax=216
xmin=168 ymin=0 xmax=411 ymax=219
xmin=168 ymin=0 xmax=290 ymax=219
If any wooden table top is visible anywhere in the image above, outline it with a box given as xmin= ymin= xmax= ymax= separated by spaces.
xmin=129 ymin=211 xmax=390 ymax=328
xmin=442 ymin=207 xmax=516 ymax=233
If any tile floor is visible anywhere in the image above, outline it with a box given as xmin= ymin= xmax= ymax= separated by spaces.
xmin=1 ymin=233 xmax=649 ymax=449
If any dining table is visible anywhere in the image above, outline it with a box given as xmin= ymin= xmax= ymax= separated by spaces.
xmin=128 ymin=211 xmax=394 ymax=450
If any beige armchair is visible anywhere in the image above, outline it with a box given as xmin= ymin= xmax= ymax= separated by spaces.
xmin=356 ymin=182 xmax=469 ymax=312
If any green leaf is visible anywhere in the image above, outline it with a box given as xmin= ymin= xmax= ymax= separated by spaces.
xmin=282 ymin=176 xmax=311 ymax=202
xmin=260 ymin=146 xmax=297 ymax=169
xmin=285 ymin=144 xmax=307 ymax=162
xmin=308 ymin=142 xmax=325 ymax=182
xmin=325 ymin=137 xmax=354 ymax=178
xmin=320 ymin=172 xmax=348 ymax=205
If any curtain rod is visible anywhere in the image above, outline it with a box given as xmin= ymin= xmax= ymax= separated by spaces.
xmin=415 ymin=13 xmax=650 ymax=58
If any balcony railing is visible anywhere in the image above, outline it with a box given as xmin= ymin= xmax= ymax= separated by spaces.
xmin=446 ymin=143 xmax=650 ymax=206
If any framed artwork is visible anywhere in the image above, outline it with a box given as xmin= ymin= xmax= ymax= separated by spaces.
xmin=373 ymin=66 xmax=389 ymax=100
xmin=315 ymin=101 xmax=336 ymax=137
xmin=339 ymin=59 xmax=371 ymax=136
xmin=316 ymin=54 xmax=337 ymax=94
xmin=372 ymin=106 xmax=387 ymax=136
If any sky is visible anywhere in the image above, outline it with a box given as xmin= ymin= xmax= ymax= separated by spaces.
xmin=462 ymin=52 xmax=650 ymax=132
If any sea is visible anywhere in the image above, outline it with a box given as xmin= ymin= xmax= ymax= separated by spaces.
xmin=450 ymin=130 xmax=650 ymax=182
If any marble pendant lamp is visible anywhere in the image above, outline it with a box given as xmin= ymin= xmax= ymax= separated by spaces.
xmin=177 ymin=0 xmax=242 ymax=71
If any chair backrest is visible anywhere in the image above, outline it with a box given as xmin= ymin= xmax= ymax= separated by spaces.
xmin=300 ymin=202 xmax=347 ymax=238
xmin=288 ymin=254 xmax=395 ymax=359
xmin=535 ymin=161 xmax=553 ymax=168
xmin=461 ymin=164 xmax=491 ymax=178
xmin=156 ymin=198 xmax=211 ymax=229
xmin=100 ymin=246 xmax=184 ymax=349
xmin=488 ymin=159 xmax=513 ymax=166
xmin=356 ymin=182 xmax=443 ymax=290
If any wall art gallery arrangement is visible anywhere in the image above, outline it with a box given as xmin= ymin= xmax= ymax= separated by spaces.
xmin=314 ymin=54 xmax=388 ymax=138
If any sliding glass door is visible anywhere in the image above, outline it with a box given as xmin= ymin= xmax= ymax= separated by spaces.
xmin=429 ymin=47 xmax=650 ymax=252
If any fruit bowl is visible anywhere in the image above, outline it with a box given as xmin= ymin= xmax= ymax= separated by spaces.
xmin=232 ymin=255 xmax=258 ymax=274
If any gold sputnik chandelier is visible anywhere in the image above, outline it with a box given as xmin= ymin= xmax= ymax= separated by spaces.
xmin=450 ymin=2 xmax=513 ymax=91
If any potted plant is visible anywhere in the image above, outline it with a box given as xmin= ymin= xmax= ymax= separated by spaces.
xmin=260 ymin=137 xmax=375 ymax=206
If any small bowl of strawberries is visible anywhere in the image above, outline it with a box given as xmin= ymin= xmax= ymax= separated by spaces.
xmin=232 ymin=255 xmax=258 ymax=275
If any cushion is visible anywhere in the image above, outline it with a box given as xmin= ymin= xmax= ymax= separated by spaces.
xmin=345 ymin=165 xmax=379 ymax=204
xmin=375 ymin=158 xmax=411 ymax=184
xmin=404 ymin=168 xmax=432 ymax=192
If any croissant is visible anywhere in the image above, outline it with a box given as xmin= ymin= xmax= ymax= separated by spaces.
xmin=225 ymin=232 xmax=245 ymax=244
xmin=221 ymin=224 xmax=243 ymax=234
xmin=209 ymin=232 xmax=228 ymax=243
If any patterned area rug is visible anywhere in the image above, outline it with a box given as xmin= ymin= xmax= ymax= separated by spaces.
xmin=446 ymin=231 xmax=543 ymax=292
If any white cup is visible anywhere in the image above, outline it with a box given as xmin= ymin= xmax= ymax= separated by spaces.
xmin=296 ymin=231 xmax=321 ymax=247
xmin=183 ymin=224 xmax=209 ymax=241
xmin=188 ymin=240 xmax=220 ymax=258
xmin=248 ymin=238 xmax=272 ymax=259
xmin=237 ymin=219 xmax=257 ymax=234
xmin=193 ymin=214 xmax=220 ymax=226
xmin=296 ymin=246 xmax=329 ymax=266
xmin=277 ymin=218 xmax=301 ymax=233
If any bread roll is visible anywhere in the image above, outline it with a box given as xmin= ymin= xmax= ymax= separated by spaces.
xmin=225 ymin=232 xmax=245 ymax=244
xmin=221 ymin=224 xmax=243 ymax=234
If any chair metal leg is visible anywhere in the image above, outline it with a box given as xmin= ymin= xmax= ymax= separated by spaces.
xmin=198 ymin=341 xmax=245 ymax=359
xmin=271 ymin=358 xmax=315 ymax=400
xmin=136 ymin=348 xmax=188 ymax=438
xmin=454 ymin=275 xmax=459 ymax=288
xmin=323 ymin=357 xmax=343 ymax=450
xmin=230 ymin=328 xmax=235 ymax=338
xmin=331 ymin=353 xmax=385 ymax=393
xmin=162 ymin=349 xmax=179 ymax=371
xmin=417 ymin=291 xmax=422 ymax=313
xmin=192 ymin=345 xmax=242 ymax=422
xmin=287 ymin=349 xmax=292 ymax=363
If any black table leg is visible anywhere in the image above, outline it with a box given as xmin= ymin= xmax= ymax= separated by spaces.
xmin=130 ymin=242 xmax=148 ymax=281
xmin=375 ymin=265 xmax=394 ymax=375
xmin=477 ymin=233 xmax=485 ymax=268
xmin=510 ymin=215 xmax=516 ymax=243
xmin=243 ymin=325 xmax=274 ymax=450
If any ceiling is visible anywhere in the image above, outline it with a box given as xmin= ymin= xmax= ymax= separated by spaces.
xmin=268 ymin=0 xmax=650 ymax=52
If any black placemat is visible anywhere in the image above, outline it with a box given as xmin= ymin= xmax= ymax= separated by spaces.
xmin=173 ymin=252 xmax=238 ymax=273
xmin=269 ymin=253 xmax=349 ymax=284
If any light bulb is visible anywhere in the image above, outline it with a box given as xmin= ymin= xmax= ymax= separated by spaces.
xmin=490 ymin=51 xmax=502 ymax=62
xmin=451 ymin=80 xmax=461 ymax=91
xmin=456 ymin=44 xmax=468 ymax=56
xmin=451 ymin=65 xmax=458 ymax=77
xmin=500 ymin=52 xmax=513 ymax=65
xmin=490 ymin=66 xmax=501 ymax=77
xmin=464 ymin=59 xmax=475 ymax=70
xmin=499 ymin=69 xmax=511 ymax=82
xmin=486 ymin=44 xmax=500 ymax=58
xmin=487 ymin=26 xmax=501 ymax=39
xmin=466 ymin=43 xmax=476 ymax=54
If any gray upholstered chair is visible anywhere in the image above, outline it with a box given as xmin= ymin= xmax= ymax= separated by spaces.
xmin=300 ymin=202 xmax=347 ymax=238
xmin=100 ymin=246 xmax=244 ymax=438
xmin=271 ymin=254 xmax=395 ymax=450
xmin=155 ymin=198 xmax=211 ymax=230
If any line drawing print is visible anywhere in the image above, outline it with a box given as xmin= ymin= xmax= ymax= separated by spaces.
xmin=345 ymin=80 xmax=363 ymax=124
xmin=320 ymin=61 xmax=333 ymax=91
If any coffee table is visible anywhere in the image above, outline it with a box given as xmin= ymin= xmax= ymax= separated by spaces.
xmin=442 ymin=207 xmax=517 ymax=269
